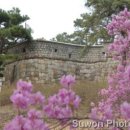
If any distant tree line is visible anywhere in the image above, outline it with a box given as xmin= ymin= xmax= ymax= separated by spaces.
xmin=51 ymin=0 xmax=130 ymax=45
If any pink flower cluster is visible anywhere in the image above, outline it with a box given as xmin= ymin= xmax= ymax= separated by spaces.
xmin=120 ymin=102 xmax=130 ymax=119
xmin=4 ymin=75 xmax=81 ymax=129
xmin=90 ymin=8 xmax=130 ymax=130
xmin=5 ymin=80 xmax=48 ymax=130
xmin=107 ymin=8 xmax=130 ymax=60
xmin=107 ymin=8 xmax=130 ymax=36
xmin=60 ymin=75 xmax=76 ymax=89
xmin=4 ymin=110 xmax=49 ymax=130
xmin=10 ymin=80 xmax=45 ymax=109
xmin=44 ymin=75 xmax=81 ymax=121
xmin=44 ymin=88 xmax=80 ymax=119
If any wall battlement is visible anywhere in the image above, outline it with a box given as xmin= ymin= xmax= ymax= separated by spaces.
xmin=7 ymin=40 xmax=107 ymax=63
xmin=4 ymin=40 xmax=116 ymax=85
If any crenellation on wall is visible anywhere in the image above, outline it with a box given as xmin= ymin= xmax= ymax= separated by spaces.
xmin=6 ymin=40 xmax=107 ymax=63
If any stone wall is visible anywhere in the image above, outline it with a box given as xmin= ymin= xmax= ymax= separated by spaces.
xmin=6 ymin=40 xmax=107 ymax=62
xmin=4 ymin=58 xmax=116 ymax=85
xmin=4 ymin=40 xmax=116 ymax=85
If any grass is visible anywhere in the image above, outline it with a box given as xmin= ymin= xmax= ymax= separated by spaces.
xmin=0 ymin=84 xmax=15 ymax=106
xmin=0 ymin=80 xmax=107 ymax=111
xmin=0 ymin=80 xmax=107 ymax=129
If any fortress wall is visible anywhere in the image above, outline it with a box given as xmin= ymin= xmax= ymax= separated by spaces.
xmin=4 ymin=58 xmax=116 ymax=85
xmin=4 ymin=40 xmax=116 ymax=85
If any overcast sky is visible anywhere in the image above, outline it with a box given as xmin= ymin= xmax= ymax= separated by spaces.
xmin=0 ymin=0 xmax=86 ymax=40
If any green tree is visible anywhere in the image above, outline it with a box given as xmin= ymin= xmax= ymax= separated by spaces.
xmin=73 ymin=0 xmax=130 ymax=44
xmin=52 ymin=0 xmax=130 ymax=45
xmin=0 ymin=8 xmax=32 ymax=78
xmin=0 ymin=7 xmax=32 ymax=53
xmin=51 ymin=32 xmax=72 ymax=43
xmin=51 ymin=32 xmax=86 ymax=45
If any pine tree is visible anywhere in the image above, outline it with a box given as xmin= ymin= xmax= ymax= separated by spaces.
xmin=0 ymin=7 xmax=32 ymax=53
xmin=0 ymin=7 xmax=32 ymax=78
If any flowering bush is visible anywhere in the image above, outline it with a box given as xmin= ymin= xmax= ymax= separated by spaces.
xmin=10 ymin=80 xmax=45 ymax=109
xmin=44 ymin=75 xmax=80 ymax=120
xmin=90 ymin=8 xmax=130 ymax=130
xmin=4 ymin=75 xmax=81 ymax=130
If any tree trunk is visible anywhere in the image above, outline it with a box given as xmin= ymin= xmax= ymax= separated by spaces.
xmin=0 ymin=38 xmax=4 ymax=54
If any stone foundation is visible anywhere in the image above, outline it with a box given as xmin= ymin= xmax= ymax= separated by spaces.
xmin=4 ymin=57 xmax=116 ymax=85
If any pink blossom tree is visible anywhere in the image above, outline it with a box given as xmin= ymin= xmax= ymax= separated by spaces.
xmin=90 ymin=8 xmax=130 ymax=130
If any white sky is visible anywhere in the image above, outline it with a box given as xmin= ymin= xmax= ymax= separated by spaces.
xmin=0 ymin=0 xmax=86 ymax=40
